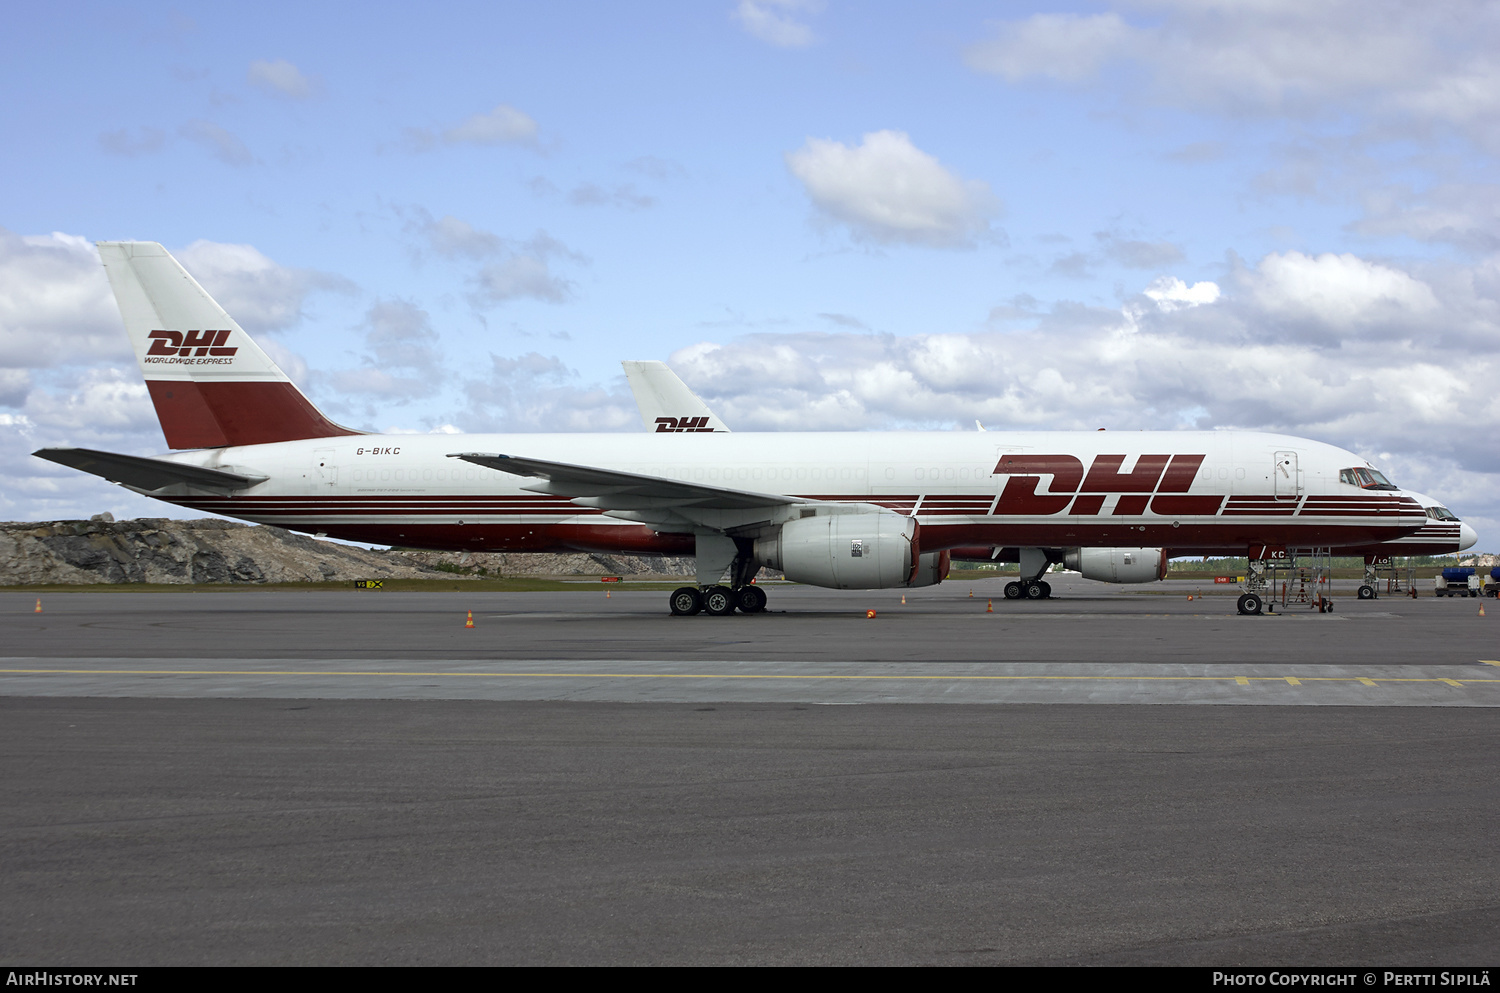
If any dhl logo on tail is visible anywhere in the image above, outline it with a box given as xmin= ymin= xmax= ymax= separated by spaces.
xmin=655 ymin=415 xmax=715 ymax=433
xmin=145 ymin=329 xmax=238 ymax=360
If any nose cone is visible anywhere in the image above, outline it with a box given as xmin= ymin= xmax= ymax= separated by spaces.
xmin=1459 ymin=522 xmax=1478 ymax=551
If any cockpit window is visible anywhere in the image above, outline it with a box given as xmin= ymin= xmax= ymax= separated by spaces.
xmin=1426 ymin=506 xmax=1460 ymax=521
xmin=1340 ymin=466 xmax=1400 ymax=490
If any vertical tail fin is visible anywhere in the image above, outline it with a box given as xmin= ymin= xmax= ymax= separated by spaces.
xmin=97 ymin=241 xmax=359 ymax=448
xmin=622 ymin=360 xmax=731 ymax=433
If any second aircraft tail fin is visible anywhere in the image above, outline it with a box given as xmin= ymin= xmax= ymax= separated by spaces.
xmin=622 ymin=360 xmax=731 ymax=434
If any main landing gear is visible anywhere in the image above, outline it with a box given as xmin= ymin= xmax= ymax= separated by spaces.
xmin=1001 ymin=547 xmax=1055 ymax=601
xmin=669 ymin=584 xmax=768 ymax=616
xmin=1003 ymin=580 xmax=1052 ymax=600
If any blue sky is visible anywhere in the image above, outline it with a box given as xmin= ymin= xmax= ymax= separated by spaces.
xmin=3 ymin=1 xmax=1498 ymax=550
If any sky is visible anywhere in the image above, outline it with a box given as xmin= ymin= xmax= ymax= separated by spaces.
xmin=2 ymin=1 xmax=1497 ymax=550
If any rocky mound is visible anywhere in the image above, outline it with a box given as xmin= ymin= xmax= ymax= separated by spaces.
xmin=0 ymin=516 xmax=695 ymax=585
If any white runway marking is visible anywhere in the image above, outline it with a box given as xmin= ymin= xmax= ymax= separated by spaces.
xmin=3 ymin=658 xmax=1498 ymax=706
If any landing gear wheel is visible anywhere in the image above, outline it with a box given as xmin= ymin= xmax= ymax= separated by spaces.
xmin=1237 ymin=593 xmax=1264 ymax=616
xmin=1004 ymin=581 xmax=1023 ymax=600
xmin=1025 ymin=581 xmax=1046 ymax=600
xmin=1357 ymin=585 xmax=1375 ymax=600
xmin=733 ymin=585 xmax=767 ymax=613
xmin=703 ymin=585 xmax=736 ymax=616
xmin=1038 ymin=581 xmax=1052 ymax=599
xmin=669 ymin=586 xmax=702 ymax=616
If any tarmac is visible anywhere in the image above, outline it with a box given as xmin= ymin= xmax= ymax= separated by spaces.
xmin=3 ymin=576 xmax=1498 ymax=965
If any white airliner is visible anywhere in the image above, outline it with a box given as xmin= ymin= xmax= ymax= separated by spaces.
xmin=34 ymin=241 xmax=1475 ymax=616
xmin=619 ymin=360 xmax=1480 ymax=599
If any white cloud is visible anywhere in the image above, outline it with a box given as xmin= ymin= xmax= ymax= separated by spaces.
xmin=1144 ymin=276 xmax=1220 ymax=312
xmin=1354 ymin=184 xmax=1500 ymax=252
xmin=443 ymin=104 xmax=538 ymax=146
xmin=965 ymin=2 xmax=1500 ymax=149
xmin=22 ymin=368 xmax=154 ymax=435
xmin=177 ymin=240 xmax=354 ymax=332
xmin=456 ymin=353 xmax=637 ymax=433
xmin=1240 ymin=251 xmax=1439 ymax=332
xmin=247 ymin=58 xmax=317 ymax=99
xmin=413 ymin=212 xmax=504 ymax=259
xmin=98 ymin=126 xmax=167 ymax=157
xmin=965 ymin=12 xmax=1138 ymax=84
xmin=0 ymin=230 xmax=124 ymax=371
xmin=328 ymin=301 xmax=440 ymax=402
xmin=567 ymin=182 xmax=655 ymax=209
xmin=466 ymin=231 xmax=586 ymax=305
xmin=733 ymin=0 xmax=821 ymax=48
xmin=1101 ymin=236 xmax=1185 ymax=270
xmin=785 ymin=130 xmax=1000 ymax=247
xmin=472 ymin=257 xmax=573 ymax=304
xmin=178 ymin=119 xmax=254 ymax=166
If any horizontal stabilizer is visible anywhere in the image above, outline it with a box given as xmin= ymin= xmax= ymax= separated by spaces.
xmin=33 ymin=447 xmax=267 ymax=492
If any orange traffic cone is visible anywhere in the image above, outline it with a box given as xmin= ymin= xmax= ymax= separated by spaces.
xmin=465 ymin=610 xmax=474 ymax=628
xmin=34 ymin=598 xmax=42 ymax=613
xmin=1481 ymin=604 xmax=1487 ymax=617
xmin=968 ymin=589 xmax=973 ymax=598
xmin=606 ymin=590 xmax=611 ymax=599
xmin=866 ymin=609 xmax=877 ymax=619
xmin=986 ymin=599 xmax=993 ymax=612
xmin=901 ymin=594 xmax=906 ymax=605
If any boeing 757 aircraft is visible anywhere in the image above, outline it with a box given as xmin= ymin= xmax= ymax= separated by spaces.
xmin=34 ymin=242 xmax=1474 ymax=616
xmin=620 ymin=360 xmax=1479 ymax=599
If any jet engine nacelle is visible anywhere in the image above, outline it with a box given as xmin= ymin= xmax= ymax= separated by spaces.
xmin=1063 ymin=547 xmax=1168 ymax=584
xmin=755 ymin=513 xmax=939 ymax=589
xmin=908 ymin=549 xmax=951 ymax=589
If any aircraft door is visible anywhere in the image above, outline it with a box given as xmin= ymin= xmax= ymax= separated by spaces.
xmin=1273 ymin=451 xmax=1301 ymax=501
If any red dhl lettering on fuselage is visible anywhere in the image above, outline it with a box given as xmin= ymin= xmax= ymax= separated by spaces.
xmin=993 ymin=453 xmax=1224 ymax=516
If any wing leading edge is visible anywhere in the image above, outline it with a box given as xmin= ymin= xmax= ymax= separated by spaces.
xmin=447 ymin=451 xmax=897 ymax=535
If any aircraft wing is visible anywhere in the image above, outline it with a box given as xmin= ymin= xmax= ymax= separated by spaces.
xmin=33 ymin=447 xmax=268 ymax=491
xmin=449 ymin=452 xmax=795 ymax=510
